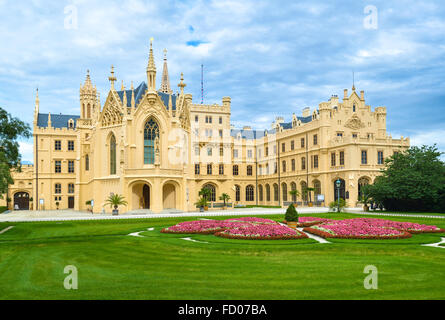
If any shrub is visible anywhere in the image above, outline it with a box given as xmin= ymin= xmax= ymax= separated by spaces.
xmin=329 ymin=198 xmax=346 ymax=212
xmin=285 ymin=204 xmax=298 ymax=222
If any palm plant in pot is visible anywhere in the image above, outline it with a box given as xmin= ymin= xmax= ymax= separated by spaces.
xmin=105 ymin=194 xmax=127 ymax=215
xmin=194 ymin=197 xmax=208 ymax=212
xmin=219 ymin=193 xmax=230 ymax=210
xmin=198 ymin=187 xmax=211 ymax=210
xmin=289 ymin=189 xmax=300 ymax=207
xmin=285 ymin=204 xmax=299 ymax=228
xmin=358 ymin=184 xmax=372 ymax=212
xmin=306 ymin=187 xmax=315 ymax=207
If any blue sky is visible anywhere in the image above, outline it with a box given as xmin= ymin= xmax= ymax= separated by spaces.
xmin=0 ymin=0 xmax=444 ymax=162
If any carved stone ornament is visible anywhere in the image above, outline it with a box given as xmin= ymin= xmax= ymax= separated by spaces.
xmin=344 ymin=114 xmax=365 ymax=130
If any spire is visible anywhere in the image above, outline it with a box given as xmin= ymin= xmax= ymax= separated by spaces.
xmin=121 ymin=80 xmax=124 ymax=91
xmin=146 ymin=38 xmax=156 ymax=91
xmin=47 ymin=112 xmax=52 ymax=128
xmin=178 ymin=72 xmax=186 ymax=95
xmin=109 ymin=65 xmax=117 ymax=90
xmin=160 ymin=48 xmax=172 ymax=94
xmin=131 ymin=81 xmax=135 ymax=109
xmin=122 ymin=84 xmax=127 ymax=108
xmin=352 ymin=71 xmax=356 ymax=91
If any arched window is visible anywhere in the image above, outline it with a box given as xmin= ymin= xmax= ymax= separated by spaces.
xmin=301 ymin=181 xmax=308 ymax=201
xmin=266 ymin=184 xmax=271 ymax=201
xmin=259 ymin=185 xmax=263 ymax=202
xmin=203 ymin=184 xmax=216 ymax=202
xmin=110 ymin=134 xmax=116 ymax=175
xmin=235 ymin=185 xmax=240 ymax=202
xmin=313 ymin=180 xmax=321 ymax=202
xmin=273 ymin=183 xmax=279 ymax=202
xmin=290 ymin=182 xmax=297 ymax=202
xmin=282 ymin=183 xmax=287 ymax=201
xmin=246 ymin=185 xmax=254 ymax=202
xmin=144 ymin=118 xmax=160 ymax=164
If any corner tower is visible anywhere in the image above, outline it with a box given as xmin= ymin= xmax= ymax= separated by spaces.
xmin=80 ymin=70 xmax=98 ymax=119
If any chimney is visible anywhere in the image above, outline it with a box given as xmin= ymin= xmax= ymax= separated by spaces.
xmin=344 ymin=89 xmax=348 ymax=99
xmin=360 ymin=90 xmax=365 ymax=100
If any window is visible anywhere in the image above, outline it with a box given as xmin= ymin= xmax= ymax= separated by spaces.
xmin=55 ymin=140 xmax=61 ymax=151
xmin=233 ymin=165 xmax=239 ymax=176
xmin=55 ymin=160 xmax=61 ymax=173
xmin=331 ymin=152 xmax=336 ymax=166
xmin=219 ymin=164 xmax=224 ymax=175
xmin=337 ymin=132 xmax=343 ymax=137
xmin=378 ymin=151 xmax=384 ymax=164
xmin=68 ymin=160 xmax=75 ymax=173
xmin=203 ymin=184 xmax=216 ymax=202
xmin=313 ymin=134 xmax=318 ymax=145
xmin=219 ymin=130 xmax=223 ymax=138
xmin=266 ymin=184 xmax=271 ymax=201
xmin=361 ymin=150 xmax=368 ymax=164
xmin=301 ymin=138 xmax=305 ymax=148
xmin=282 ymin=183 xmax=287 ymax=201
xmin=195 ymin=164 xmax=200 ymax=175
xmin=205 ymin=116 xmax=212 ymax=123
xmin=282 ymin=160 xmax=286 ymax=172
xmin=247 ymin=150 xmax=252 ymax=158
xmin=195 ymin=115 xmax=198 ymax=122
xmin=259 ymin=185 xmax=263 ymax=202
xmin=144 ymin=119 xmax=159 ymax=165
xmin=274 ymin=162 xmax=277 ymax=174
xmin=291 ymin=159 xmax=295 ymax=171
xmin=301 ymin=157 xmax=306 ymax=170
xmin=219 ymin=117 xmax=222 ymax=124
xmin=353 ymin=104 xmax=356 ymax=112
xmin=55 ymin=183 xmax=61 ymax=194
xmin=195 ymin=146 xmax=200 ymax=156
xmin=273 ymin=184 xmax=278 ymax=201
xmin=246 ymin=185 xmax=254 ymax=202
xmin=352 ymin=133 xmax=358 ymax=138
xmin=219 ymin=145 xmax=224 ymax=156
xmin=110 ymin=134 xmax=116 ymax=174
xmin=247 ymin=165 xmax=253 ymax=176
xmin=207 ymin=164 xmax=212 ymax=175
xmin=235 ymin=185 xmax=240 ymax=202
xmin=233 ymin=149 xmax=238 ymax=158
xmin=290 ymin=182 xmax=297 ymax=202
xmin=291 ymin=140 xmax=295 ymax=150
xmin=313 ymin=155 xmax=319 ymax=168
xmin=85 ymin=154 xmax=89 ymax=171
xmin=339 ymin=151 xmax=345 ymax=165
xmin=68 ymin=140 xmax=75 ymax=151
xmin=282 ymin=143 xmax=286 ymax=153
xmin=207 ymin=147 xmax=212 ymax=156
xmin=68 ymin=183 xmax=74 ymax=194
xmin=265 ymin=147 xmax=269 ymax=156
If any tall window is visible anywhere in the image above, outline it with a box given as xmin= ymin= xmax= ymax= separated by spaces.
xmin=55 ymin=183 xmax=61 ymax=194
xmin=282 ymin=160 xmax=286 ymax=172
xmin=233 ymin=165 xmax=239 ymax=176
xmin=68 ymin=183 xmax=74 ymax=194
xmin=282 ymin=143 xmax=286 ymax=152
xmin=219 ymin=164 xmax=224 ymax=175
xmin=203 ymin=184 xmax=216 ymax=202
xmin=361 ymin=150 xmax=368 ymax=164
xmin=110 ymin=134 xmax=116 ymax=175
xmin=291 ymin=159 xmax=296 ymax=171
xmin=301 ymin=138 xmax=305 ymax=148
xmin=68 ymin=160 xmax=74 ymax=173
xmin=259 ymin=185 xmax=263 ymax=202
xmin=282 ymin=183 xmax=287 ymax=201
xmin=207 ymin=164 xmax=212 ymax=175
xmin=339 ymin=151 xmax=345 ymax=165
xmin=247 ymin=165 xmax=253 ymax=176
xmin=313 ymin=134 xmax=318 ymax=145
xmin=273 ymin=184 xmax=279 ymax=201
xmin=144 ymin=118 xmax=159 ymax=165
xmin=68 ymin=140 xmax=75 ymax=151
xmin=55 ymin=160 xmax=61 ymax=173
xmin=195 ymin=164 xmax=200 ymax=175
xmin=313 ymin=155 xmax=319 ymax=168
xmin=290 ymin=182 xmax=297 ymax=202
xmin=266 ymin=184 xmax=271 ymax=201
xmin=291 ymin=140 xmax=295 ymax=150
xmin=378 ymin=151 xmax=384 ymax=164
xmin=331 ymin=152 xmax=336 ymax=166
xmin=55 ymin=140 xmax=61 ymax=151
xmin=235 ymin=185 xmax=240 ymax=202
xmin=246 ymin=185 xmax=254 ymax=201
xmin=301 ymin=157 xmax=306 ymax=170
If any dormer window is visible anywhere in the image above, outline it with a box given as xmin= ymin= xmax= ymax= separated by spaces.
xmin=68 ymin=119 xmax=74 ymax=129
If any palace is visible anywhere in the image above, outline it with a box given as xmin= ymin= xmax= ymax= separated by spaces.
xmin=1 ymin=42 xmax=410 ymax=213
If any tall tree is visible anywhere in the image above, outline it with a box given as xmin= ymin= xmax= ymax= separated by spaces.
xmin=368 ymin=145 xmax=445 ymax=212
xmin=0 ymin=107 xmax=31 ymax=197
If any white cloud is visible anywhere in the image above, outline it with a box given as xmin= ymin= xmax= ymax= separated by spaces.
xmin=19 ymin=141 xmax=34 ymax=162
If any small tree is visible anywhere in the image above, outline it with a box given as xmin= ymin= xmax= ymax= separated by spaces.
xmin=105 ymin=194 xmax=128 ymax=210
xmin=358 ymin=184 xmax=372 ymax=211
xmin=194 ymin=197 xmax=208 ymax=209
xmin=199 ymin=187 xmax=211 ymax=201
xmin=285 ymin=204 xmax=299 ymax=222
xmin=219 ymin=193 xmax=230 ymax=207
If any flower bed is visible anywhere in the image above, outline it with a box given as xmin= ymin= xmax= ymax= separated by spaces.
xmin=304 ymin=223 xmax=412 ymax=239
xmin=215 ymin=223 xmax=308 ymax=240
xmin=161 ymin=217 xmax=307 ymax=240
xmin=347 ymin=218 xmax=445 ymax=234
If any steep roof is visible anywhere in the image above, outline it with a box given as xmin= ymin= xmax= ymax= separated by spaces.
xmin=230 ymin=129 xmax=265 ymax=140
xmin=116 ymin=81 xmax=177 ymax=110
xmin=37 ymin=113 xmax=80 ymax=129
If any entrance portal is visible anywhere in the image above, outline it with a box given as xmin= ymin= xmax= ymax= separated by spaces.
xmin=14 ymin=192 xmax=29 ymax=210
xmin=143 ymin=184 xmax=150 ymax=209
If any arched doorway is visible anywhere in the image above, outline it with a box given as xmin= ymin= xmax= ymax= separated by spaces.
xmin=358 ymin=177 xmax=371 ymax=200
xmin=333 ymin=178 xmax=346 ymax=201
xmin=163 ymin=184 xmax=176 ymax=209
xmin=14 ymin=192 xmax=29 ymax=210
xmin=143 ymin=184 xmax=150 ymax=209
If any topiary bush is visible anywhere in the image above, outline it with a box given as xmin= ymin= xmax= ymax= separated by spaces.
xmin=285 ymin=204 xmax=298 ymax=222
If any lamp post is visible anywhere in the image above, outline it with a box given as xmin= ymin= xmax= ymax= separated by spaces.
xmin=335 ymin=179 xmax=341 ymax=212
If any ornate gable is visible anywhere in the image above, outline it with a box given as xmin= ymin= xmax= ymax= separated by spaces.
xmin=100 ymin=91 xmax=123 ymax=127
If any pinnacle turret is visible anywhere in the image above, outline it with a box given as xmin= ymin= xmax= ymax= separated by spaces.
xmin=160 ymin=49 xmax=172 ymax=94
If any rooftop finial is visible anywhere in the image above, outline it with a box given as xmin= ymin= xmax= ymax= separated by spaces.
xmin=147 ymin=37 xmax=156 ymax=91
xmin=109 ymin=65 xmax=117 ymax=90
xmin=352 ymin=71 xmax=356 ymax=91
xmin=178 ymin=72 xmax=186 ymax=95
xmin=160 ymin=48 xmax=172 ymax=94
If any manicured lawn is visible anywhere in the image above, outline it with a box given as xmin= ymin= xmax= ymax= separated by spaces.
xmin=0 ymin=213 xmax=444 ymax=300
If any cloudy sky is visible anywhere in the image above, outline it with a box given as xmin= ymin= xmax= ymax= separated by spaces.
xmin=0 ymin=0 xmax=444 ymax=162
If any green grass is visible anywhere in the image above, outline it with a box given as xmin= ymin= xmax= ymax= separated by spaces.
xmin=0 ymin=213 xmax=444 ymax=300
xmin=0 ymin=206 xmax=7 ymax=213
